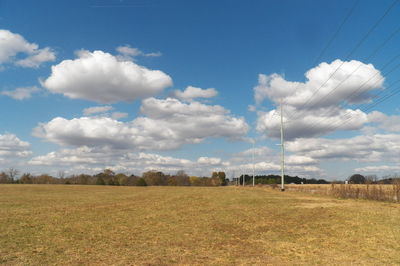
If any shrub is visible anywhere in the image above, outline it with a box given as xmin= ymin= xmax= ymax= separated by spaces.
xmin=136 ymin=178 xmax=147 ymax=186
xmin=142 ymin=171 xmax=166 ymax=186
xmin=96 ymin=177 xmax=105 ymax=185
xmin=349 ymin=174 xmax=366 ymax=184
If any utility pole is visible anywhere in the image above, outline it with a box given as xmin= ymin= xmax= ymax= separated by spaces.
xmin=280 ymin=102 xmax=285 ymax=191
xmin=252 ymin=140 xmax=255 ymax=187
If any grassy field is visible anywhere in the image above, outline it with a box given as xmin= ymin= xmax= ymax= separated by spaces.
xmin=1 ymin=185 xmax=399 ymax=265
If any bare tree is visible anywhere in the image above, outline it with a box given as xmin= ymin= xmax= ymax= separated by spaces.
xmin=7 ymin=168 xmax=19 ymax=182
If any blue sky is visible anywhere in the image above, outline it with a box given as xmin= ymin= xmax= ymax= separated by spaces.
xmin=1 ymin=0 xmax=400 ymax=180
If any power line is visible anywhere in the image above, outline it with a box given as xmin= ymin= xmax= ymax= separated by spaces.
xmin=311 ymin=0 xmax=360 ymax=68
xmin=310 ymin=77 xmax=400 ymax=135
xmin=282 ymin=3 xmax=400 ymax=139
xmin=298 ymin=54 xmax=400 ymax=134
xmin=286 ymin=24 xmax=400 ymax=126
xmin=329 ymin=86 xmax=400 ymax=133
xmin=285 ymin=0 xmax=399 ymax=122
xmin=263 ymin=0 xmax=360 ymax=125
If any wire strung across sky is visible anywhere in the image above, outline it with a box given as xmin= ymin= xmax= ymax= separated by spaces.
xmin=284 ymin=3 xmax=400 ymax=135
xmin=318 ymin=79 xmax=400 ymax=135
xmin=300 ymin=53 xmax=400 ymax=135
xmin=264 ymin=0 xmax=361 ymax=125
xmin=284 ymin=0 xmax=400 ymax=124
xmin=286 ymin=24 xmax=400 ymax=124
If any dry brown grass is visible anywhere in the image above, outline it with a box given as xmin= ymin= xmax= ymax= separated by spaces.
xmin=1 ymin=184 xmax=399 ymax=265
xmin=286 ymin=183 xmax=400 ymax=202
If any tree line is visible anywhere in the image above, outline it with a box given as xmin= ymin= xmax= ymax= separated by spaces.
xmin=0 ymin=168 xmax=228 ymax=187
xmin=236 ymin=174 xmax=400 ymax=185
xmin=235 ymin=174 xmax=329 ymax=185
xmin=347 ymin=174 xmax=400 ymax=184
xmin=3 ymin=168 xmax=398 ymax=186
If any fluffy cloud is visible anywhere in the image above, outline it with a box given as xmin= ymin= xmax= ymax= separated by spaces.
xmin=0 ymin=29 xmax=55 ymax=67
xmin=255 ymin=60 xmax=383 ymax=107
xmin=16 ymin=47 xmax=56 ymax=68
xmin=224 ymin=158 xmax=320 ymax=177
xmin=1 ymin=86 xmax=40 ymax=100
xmin=285 ymin=134 xmax=400 ymax=162
xmin=137 ymin=98 xmax=248 ymax=147
xmin=33 ymin=117 xmax=139 ymax=149
xmin=254 ymin=60 xmax=384 ymax=139
xmin=33 ymin=97 xmax=249 ymax=151
xmin=172 ymin=86 xmax=218 ymax=101
xmin=29 ymin=146 xmax=224 ymax=176
xmin=28 ymin=143 xmax=322 ymax=177
xmin=0 ymin=134 xmax=31 ymax=158
xmin=226 ymin=146 xmax=321 ymax=176
xmin=42 ymin=50 xmax=172 ymax=103
xmin=256 ymin=107 xmax=368 ymax=139
xmin=368 ymin=111 xmax=400 ymax=132
xmin=354 ymin=165 xmax=400 ymax=174
xmin=29 ymin=146 xmax=103 ymax=166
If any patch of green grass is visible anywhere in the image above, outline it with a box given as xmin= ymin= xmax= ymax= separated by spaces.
xmin=1 ymin=185 xmax=399 ymax=265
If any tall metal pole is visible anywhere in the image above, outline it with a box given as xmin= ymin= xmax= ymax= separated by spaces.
xmin=252 ymin=140 xmax=255 ymax=187
xmin=280 ymin=102 xmax=285 ymax=191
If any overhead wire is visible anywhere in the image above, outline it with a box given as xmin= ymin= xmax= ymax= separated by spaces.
xmin=263 ymin=0 xmax=360 ymax=125
xmin=309 ymin=53 xmax=400 ymax=134
xmin=311 ymin=0 xmax=360 ymax=67
xmin=286 ymin=24 xmax=400 ymax=125
xmin=298 ymin=51 xmax=400 ymax=134
xmin=284 ymin=0 xmax=400 ymax=123
xmin=302 ymin=77 xmax=400 ymax=136
xmin=324 ymin=79 xmax=400 ymax=134
xmin=295 ymin=14 xmax=400 ymax=134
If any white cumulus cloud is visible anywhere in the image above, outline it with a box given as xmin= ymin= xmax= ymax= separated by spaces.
xmin=27 ymin=144 xmax=322 ymax=177
xmin=172 ymin=86 xmax=218 ymax=101
xmin=33 ymin=97 xmax=249 ymax=151
xmin=226 ymin=145 xmax=321 ymax=176
xmin=0 ymin=29 xmax=55 ymax=67
xmin=0 ymin=133 xmax=31 ymax=157
xmin=254 ymin=59 xmax=384 ymax=139
xmin=29 ymin=146 xmax=226 ymax=176
xmin=16 ymin=47 xmax=56 ymax=68
xmin=354 ymin=165 xmax=400 ymax=174
xmin=368 ymin=111 xmax=400 ymax=132
xmin=285 ymin=134 xmax=400 ymax=162
xmin=33 ymin=116 xmax=138 ymax=149
xmin=42 ymin=50 xmax=172 ymax=103
xmin=256 ymin=107 xmax=368 ymax=139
